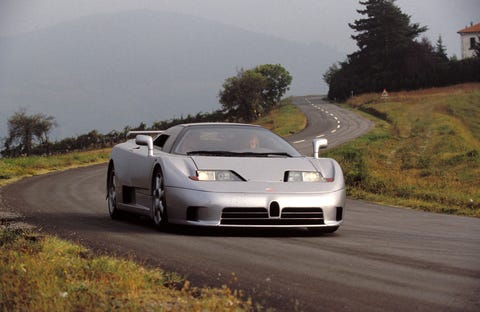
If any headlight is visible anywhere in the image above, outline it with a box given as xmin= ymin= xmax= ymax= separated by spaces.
xmin=193 ymin=170 xmax=244 ymax=181
xmin=284 ymin=171 xmax=332 ymax=182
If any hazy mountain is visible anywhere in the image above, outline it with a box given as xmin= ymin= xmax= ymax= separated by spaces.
xmin=0 ymin=10 xmax=342 ymax=139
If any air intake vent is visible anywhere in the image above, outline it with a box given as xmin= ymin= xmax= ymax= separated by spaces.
xmin=221 ymin=207 xmax=268 ymax=219
xmin=220 ymin=207 xmax=325 ymax=226
xmin=281 ymin=207 xmax=324 ymax=219
xmin=336 ymin=207 xmax=343 ymax=221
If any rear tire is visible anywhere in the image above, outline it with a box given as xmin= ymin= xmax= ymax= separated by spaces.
xmin=151 ymin=167 xmax=168 ymax=228
xmin=107 ymin=165 xmax=120 ymax=219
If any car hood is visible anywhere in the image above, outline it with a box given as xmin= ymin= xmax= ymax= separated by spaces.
xmin=191 ymin=156 xmax=316 ymax=182
xmin=161 ymin=155 xmax=344 ymax=193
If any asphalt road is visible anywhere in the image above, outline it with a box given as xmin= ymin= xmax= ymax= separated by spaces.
xmin=1 ymin=97 xmax=479 ymax=311
xmin=288 ymin=95 xmax=374 ymax=154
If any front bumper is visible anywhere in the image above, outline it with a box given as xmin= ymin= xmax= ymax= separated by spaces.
xmin=165 ymin=186 xmax=345 ymax=228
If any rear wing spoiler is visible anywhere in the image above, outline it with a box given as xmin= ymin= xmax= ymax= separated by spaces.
xmin=126 ymin=130 xmax=164 ymax=138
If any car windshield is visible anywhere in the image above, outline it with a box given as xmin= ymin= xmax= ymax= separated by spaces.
xmin=173 ymin=125 xmax=301 ymax=157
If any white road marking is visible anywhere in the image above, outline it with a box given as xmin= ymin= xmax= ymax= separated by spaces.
xmin=303 ymin=97 xmax=342 ymax=136
xmin=293 ymin=139 xmax=305 ymax=144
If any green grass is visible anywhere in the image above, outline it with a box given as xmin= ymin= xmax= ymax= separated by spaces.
xmin=0 ymin=228 xmax=252 ymax=311
xmin=0 ymin=149 xmax=110 ymax=186
xmin=255 ymin=99 xmax=307 ymax=136
xmin=322 ymin=83 xmax=480 ymax=217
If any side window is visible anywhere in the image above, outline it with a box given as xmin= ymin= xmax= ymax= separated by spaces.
xmin=153 ymin=134 xmax=169 ymax=149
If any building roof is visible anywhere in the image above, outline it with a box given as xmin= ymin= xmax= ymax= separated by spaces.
xmin=458 ymin=22 xmax=480 ymax=34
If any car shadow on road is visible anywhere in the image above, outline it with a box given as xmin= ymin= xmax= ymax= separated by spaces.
xmin=113 ymin=212 xmax=339 ymax=237
xmin=158 ymin=222 xmax=340 ymax=237
xmin=109 ymin=211 xmax=340 ymax=237
xmin=18 ymin=211 xmax=339 ymax=238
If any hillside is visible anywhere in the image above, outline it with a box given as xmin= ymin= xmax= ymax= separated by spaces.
xmin=0 ymin=10 xmax=341 ymax=139
xmin=323 ymin=83 xmax=480 ymax=216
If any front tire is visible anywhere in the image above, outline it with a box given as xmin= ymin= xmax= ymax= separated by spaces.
xmin=107 ymin=164 xmax=120 ymax=219
xmin=151 ymin=167 xmax=168 ymax=228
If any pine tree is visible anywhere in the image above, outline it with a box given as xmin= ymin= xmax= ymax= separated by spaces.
xmin=435 ymin=35 xmax=448 ymax=61
xmin=326 ymin=0 xmax=430 ymax=100
xmin=348 ymin=0 xmax=427 ymax=73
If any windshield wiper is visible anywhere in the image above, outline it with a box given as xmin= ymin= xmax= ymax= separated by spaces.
xmin=242 ymin=152 xmax=292 ymax=157
xmin=187 ymin=150 xmax=238 ymax=156
xmin=187 ymin=150 xmax=292 ymax=157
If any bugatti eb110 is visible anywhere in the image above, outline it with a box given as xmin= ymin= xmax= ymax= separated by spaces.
xmin=106 ymin=123 xmax=345 ymax=232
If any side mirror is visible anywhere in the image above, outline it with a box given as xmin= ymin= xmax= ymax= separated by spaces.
xmin=312 ymin=138 xmax=328 ymax=159
xmin=135 ymin=135 xmax=154 ymax=157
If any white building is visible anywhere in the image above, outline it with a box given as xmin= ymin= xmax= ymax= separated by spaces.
xmin=458 ymin=22 xmax=480 ymax=59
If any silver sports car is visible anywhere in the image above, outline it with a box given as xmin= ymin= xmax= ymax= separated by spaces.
xmin=107 ymin=123 xmax=345 ymax=232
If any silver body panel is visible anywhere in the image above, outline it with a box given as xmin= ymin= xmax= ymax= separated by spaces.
xmin=108 ymin=123 xmax=346 ymax=229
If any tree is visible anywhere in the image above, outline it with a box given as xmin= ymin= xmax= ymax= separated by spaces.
xmin=219 ymin=64 xmax=292 ymax=122
xmin=253 ymin=64 xmax=292 ymax=111
xmin=435 ymin=35 xmax=448 ymax=61
xmin=348 ymin=0 xmax=427 ymax=67
xmin=219 ymin=69 xmax=267 ymax=122
xmin=326 ymin=0 xmax=430 ymax=100
xmin=323 ymin=63 xmax=340 ymax=86
xmin=3 ymin=108 xmax=56 ymax=156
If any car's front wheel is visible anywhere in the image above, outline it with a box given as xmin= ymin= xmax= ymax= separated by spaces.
xmin=151 ymin=167 xmax=168 ymax=228
xmin=107 ymin=164 xmax=120 ymax=219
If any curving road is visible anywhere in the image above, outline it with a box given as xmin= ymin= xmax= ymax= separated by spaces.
xmin=288 ymin=95 xmax=374 ymax=153
xmin=1 ymin=97 xmax=479 ymax=311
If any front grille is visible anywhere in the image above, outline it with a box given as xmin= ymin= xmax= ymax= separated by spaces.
xmin=221 ymin=207 xmax=324 ymax=225
xmin=282 ymin=207 xmax=323 ymax=219
xmin=221 ymin=207 xmax=268 ymax=219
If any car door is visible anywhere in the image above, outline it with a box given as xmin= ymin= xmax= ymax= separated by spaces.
xmin=127 ymin=143 xmax=154 ymax=191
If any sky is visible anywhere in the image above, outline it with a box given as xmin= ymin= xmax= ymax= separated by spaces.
xmin=1 ymin=0 xmax=479 ymax=57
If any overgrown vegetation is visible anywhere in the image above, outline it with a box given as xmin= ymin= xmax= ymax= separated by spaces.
xmin=0 ymin=227 xmax=251 ymax=311
xmin=322 ymin=83 xmax=480 ymax=216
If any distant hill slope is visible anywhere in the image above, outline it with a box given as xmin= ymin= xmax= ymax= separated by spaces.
xmin=0 ymin=10 xmax=341 ymax=138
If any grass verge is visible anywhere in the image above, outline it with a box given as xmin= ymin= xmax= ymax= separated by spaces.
xmin=321 ymin=83 xmax=480 ymax=217
xmin=0 ymin=227 xmax=251 ymax=311
xmin=255 ymin=99 xmax=307 ymax=136
xmin=0 ymin=149 xmax=111 ymax=186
